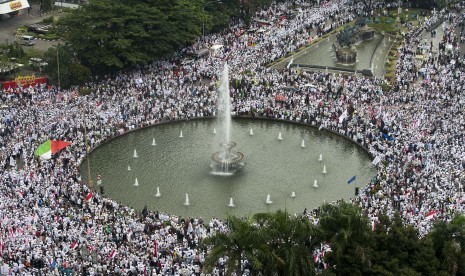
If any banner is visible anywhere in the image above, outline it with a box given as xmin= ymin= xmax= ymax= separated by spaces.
xmin=2 ymin=76 xmax=47 ymax=89
xmin=0 ymin=0 xmax=29 ymax=14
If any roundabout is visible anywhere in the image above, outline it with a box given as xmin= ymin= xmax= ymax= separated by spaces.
xmin=1 ymin=1 xmax=464 ymax=274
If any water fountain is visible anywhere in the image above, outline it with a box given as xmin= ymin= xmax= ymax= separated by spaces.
xmin=301 ymin=139 xmax=305 ymax=148
xmin=134 ymin=178 xmax=139 ymax=186
xmin=152 ymin=138 xmax=156 ymax=146
xmin=211 ymin=64 xmax=245 ymax=175
xmin=179 ymin=130 xmax=183 ymax=138
xmin=228 ymin=197 xmax=235 ymax=207
xmin=270 ymin=16 xmax=391 ymax=78
xmin=84 ymin=117 xmax=377 ymax=219
xmin=266 ymin=194 xmax=273 ymax=204
xmin=318 ymin=154 xmax=323 ymax=162
xmin=291 ymin=191 xmax=296 ymax=198
xmin=128 ymin=165 xmax=131 ymax=171
xmin=133 ymin=149 xmax=138 ymax=158
xmin=323 ymin=165 xmax=327 ymax=174
xmin=155 ymin=187 xmax=161 ymax=197
xmin=213 ymin=128 xmax=217 ymax=134
xmin=184 ymin=194 xmax=190 ymax=206
xmin=278 ymin=132 xmax=283 ymax=140
xmin=249 ymin=129 xmax=254 ymax=136
xmin=313 ymin=180 xmax=318 ymax=188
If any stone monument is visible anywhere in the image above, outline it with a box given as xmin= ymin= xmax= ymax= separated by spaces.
xmin=333 ymin=17 xmax=374 ymax=64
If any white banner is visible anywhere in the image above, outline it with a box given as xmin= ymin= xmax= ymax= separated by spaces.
xmin=0 ymin=0 xmax=29 ymax=15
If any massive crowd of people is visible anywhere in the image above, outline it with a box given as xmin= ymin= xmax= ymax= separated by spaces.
xmin=1 ymin=0 xmax=465 ymax=274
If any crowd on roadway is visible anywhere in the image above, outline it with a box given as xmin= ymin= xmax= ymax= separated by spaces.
xmin=1 ymin=0 xmax=465 ymax=274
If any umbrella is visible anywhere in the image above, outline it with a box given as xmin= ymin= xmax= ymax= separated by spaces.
xmin=275 ymin=95 xmax=286 ymax=102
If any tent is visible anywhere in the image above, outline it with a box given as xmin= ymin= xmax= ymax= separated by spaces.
xmin=210 ymin=44 xmax=224 ymax=51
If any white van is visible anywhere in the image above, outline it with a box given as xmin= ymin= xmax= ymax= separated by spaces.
xmin=20 ymin=35 xmax=35 ymax=46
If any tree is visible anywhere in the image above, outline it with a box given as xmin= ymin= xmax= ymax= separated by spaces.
xmin=369 ymin=212 xmax=427 ymax=275
xmin=202 ymin=215 xmax=263 ymax=274
xmin=60 ymin=0 xmax=205 ymax=73
xmin=412 ymin=236 xmax=440 ymax=276
xmin=430 ymin=215 xmax=465 ymax=275
xmin=318 ymin=201 xmax=374 ymax=275
xmin=252 ymin=210 xmax=321 ymax=275
xmin=203 ymin=210 xmax=321 ymax=275
xmin=42 ymin=44 xmax=91 ymax=88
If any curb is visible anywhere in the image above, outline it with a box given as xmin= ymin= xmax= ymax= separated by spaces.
xmin=36 ymin=38 xmax=61 ymax=42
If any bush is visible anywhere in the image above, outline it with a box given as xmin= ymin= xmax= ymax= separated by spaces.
xmin=69 ymin=63 xmax=91 ymax=86
xmin=385 ymin=72 xmax=394 ymax=81
xmin=15 ymin=26 xmax=28 ymax=36
xmin=380 ymin=83 xmax=391 ymax=92
xmin=79 ymin=87 xmax=93 ymax=96
xmin=42 ymin=16 xmax=55 ymax=24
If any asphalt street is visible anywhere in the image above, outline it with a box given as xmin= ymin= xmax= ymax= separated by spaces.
xmin=0 ymin=3 xmax=60 ymax=51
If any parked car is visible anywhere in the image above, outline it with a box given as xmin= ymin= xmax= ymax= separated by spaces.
xmin=29 ymin=58 xmax=48 ymax=68
xmin=19 ymin=35 xmax=35 ymax=46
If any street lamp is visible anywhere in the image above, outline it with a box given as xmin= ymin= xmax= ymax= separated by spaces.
xmin=56 ymin=43 xmax=60 ymax=88
xmin=202 ymin=0 xmax=222 ymax=38
xmin=82 ymin=104 xmax=93 ymax=189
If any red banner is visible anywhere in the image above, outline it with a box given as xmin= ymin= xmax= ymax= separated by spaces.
xmin=2 ymin=76 xmax=48 ymax=90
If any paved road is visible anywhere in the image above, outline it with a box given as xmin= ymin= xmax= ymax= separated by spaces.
xmin=0 ymin=3 xmax=60 ymax=51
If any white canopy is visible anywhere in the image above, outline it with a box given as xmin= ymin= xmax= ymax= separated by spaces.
xmin=210 ymin=44 xmax=224 ymax=51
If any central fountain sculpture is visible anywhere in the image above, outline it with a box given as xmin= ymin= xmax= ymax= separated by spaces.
xmin=211 ymin=64 xmax=244 ymax=175
xmin=333 ymin=17 xmax=374 ymax=64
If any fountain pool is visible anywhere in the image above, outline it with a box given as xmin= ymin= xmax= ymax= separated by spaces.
xmin=81 ymin=118 xmax=376 ymax=220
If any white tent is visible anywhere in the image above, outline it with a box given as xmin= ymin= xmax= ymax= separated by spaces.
xmin=210 ymin=44 xmax=224 ymax=51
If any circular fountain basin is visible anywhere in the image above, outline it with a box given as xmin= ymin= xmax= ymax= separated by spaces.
xmin=80 ymin=118 xmax=376 ymax=220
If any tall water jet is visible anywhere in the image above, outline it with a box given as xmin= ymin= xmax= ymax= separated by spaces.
xmin=211 ymin=63 xmax=244 ymax=175
xmin=301 ymin=140 xmax=305 ymax=148
xmin=184 ymin=194 xmax=190 ymax=206
xmin=249 ymin=129 xmax=254 ymax=136
xmin=322 ymin=165 xmax=327 ymax=174
xmin=228 ymin=197 xmax=235 ymax=207
xmin=313 ymin=180 xmax=318 ymax=188
xmin=152 ymin=138 xmax=156 ymax=146
xmin=128 ymin=165 xmax=131 ymax=171
xmin=133 ymin=149 xmax=138 ymax=158
xmin=318 ymin=154 xmax=323 ymax=162
xmin=179 ymin=130 xmax=183 ymax=138
xmin=278 ymin=132 xmax=283 ymax=140
xmin=213 ymin=128 xmax=217 ymax=134
xmin=291 ymin=191 xmax=296 ymax=198
xmin=134 ymin=178 xmax=139 ymax=186
xmin=155 ymin=187 xmax=161 ymax=197
xmin=266 ymin=194 xmax=273 ymax=204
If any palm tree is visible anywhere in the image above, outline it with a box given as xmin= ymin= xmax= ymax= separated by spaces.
xmin=202 ymin=215 xmax=264 ymax=275
xmin=252 ymin=210 xmax=321 ymax=276
xmin=203 ymin=210 xmax=322 ymax=275
xmin=318 ymin=201 xmax=374 ymax=275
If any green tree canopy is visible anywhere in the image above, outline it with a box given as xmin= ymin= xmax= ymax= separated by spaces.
xmin=42 ymin=44 xmax=91 ymax=88
xmin=430 ymin=215 xmax=465 ymax=275
xmin=316 ymin=201 xmax=374 ymax=275
xmin=201 ymin=201 xmax=465 ymax=276
xmin=203 ymin=210 xmax=320 ymax=275
xmin=59 ymin=0 xmax=206 ymax=72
